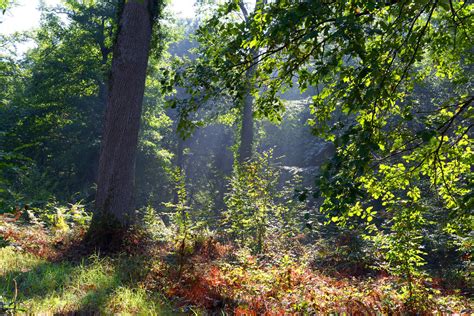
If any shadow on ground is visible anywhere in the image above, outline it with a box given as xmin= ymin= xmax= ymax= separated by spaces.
xmin=0 ymin=248 xmax=180 ymax=315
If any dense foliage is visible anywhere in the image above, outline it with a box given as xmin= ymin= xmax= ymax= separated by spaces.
xmin=180 ymin=0 xmax=473 ymax=296
xmin=0 ymin=0 xmax=472 ymax=314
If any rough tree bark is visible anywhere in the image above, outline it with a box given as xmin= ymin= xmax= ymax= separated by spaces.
xmin=93 ymin=0 xmax=156 ymax=232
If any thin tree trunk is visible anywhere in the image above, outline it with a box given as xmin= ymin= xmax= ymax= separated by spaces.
xmin=173 ymin=135 xmax=185 ymax=204
xmin=93 ymin=0 xmax=154 ymax=229
xmin=97 ymin=17 xmax=111 ymax=104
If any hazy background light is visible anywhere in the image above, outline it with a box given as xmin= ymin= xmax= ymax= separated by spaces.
xmin=0 ymin=0 xmax=62 ymax=35
xmin=0 ymin=0 xmax=196 ymax=54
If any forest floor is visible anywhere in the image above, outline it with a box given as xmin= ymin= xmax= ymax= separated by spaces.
xmin=0 ymin=221 xmax=472 ymax=315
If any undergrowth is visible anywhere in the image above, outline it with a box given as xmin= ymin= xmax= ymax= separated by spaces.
xmin=0 ymin=204 xmax=472 ymax=315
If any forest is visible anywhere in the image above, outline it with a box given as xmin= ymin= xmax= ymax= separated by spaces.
xmin=0 ymin=0 xmax=472 ymax=314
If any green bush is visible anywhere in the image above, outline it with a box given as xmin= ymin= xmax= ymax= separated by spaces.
xmin=223 ymin=151 xmax=305 ymax=253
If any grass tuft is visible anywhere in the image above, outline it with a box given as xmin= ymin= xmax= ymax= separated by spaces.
xmin=0 ymin=247 xmax=175 ymax=314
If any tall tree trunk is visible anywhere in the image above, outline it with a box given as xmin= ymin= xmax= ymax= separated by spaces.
xmin=238 ymin=83 xmax=254 ymax=163
xmin=237 ymin=0 xmax=266 ymax=164
xmin=238 ymin=51 xmax=257 ymax=164
xmin=93 ymin=0 xmax=154 ymax=230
